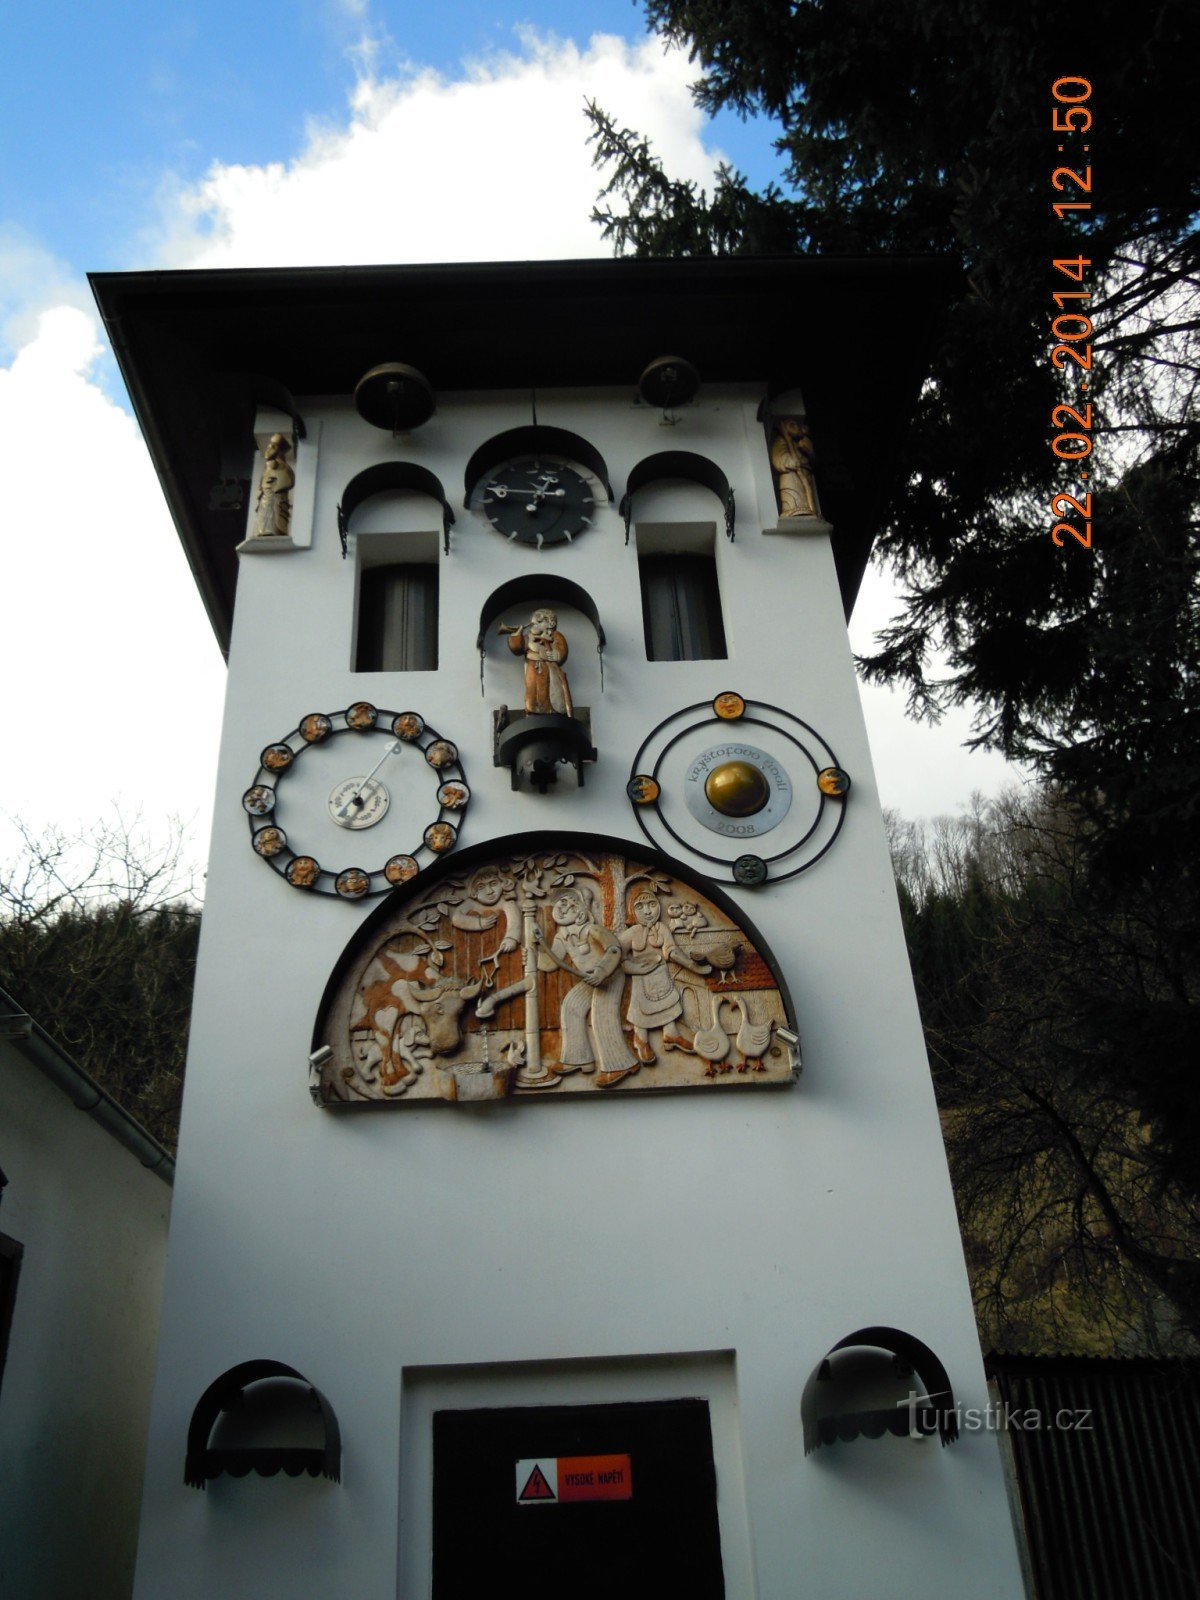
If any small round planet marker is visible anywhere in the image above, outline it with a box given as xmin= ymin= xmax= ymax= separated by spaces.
xmin=733 ymin=854 xmax=768 ymax=887
xmin=713 ymin=691 xmax=746 ymax=720
xmin=627 ymin=774 xmax=661 ymax=805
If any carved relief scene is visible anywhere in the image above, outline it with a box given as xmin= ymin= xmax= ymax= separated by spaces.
xmin=315 ymin=845 xmax=800 ymax=1105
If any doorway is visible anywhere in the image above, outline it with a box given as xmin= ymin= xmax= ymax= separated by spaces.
xmin=432 ymin=1397 xmax=725 ymax=1599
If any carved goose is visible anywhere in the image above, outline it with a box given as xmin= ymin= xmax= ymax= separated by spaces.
xmin=721 ymin=995 xmax=773 ymax=1072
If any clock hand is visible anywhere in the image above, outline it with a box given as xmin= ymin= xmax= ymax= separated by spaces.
xmin=487 ymin=485 xmax=566 ymax=499
xmin=337 ymin=740 xmax=401 ymax=816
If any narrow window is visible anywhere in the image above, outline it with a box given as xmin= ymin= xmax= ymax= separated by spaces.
xmin=0 ymin=1233 xmax=22 ymax=1399
xmin=638 ymin=551 xmax=727 ymax=661
xmin=356 ymin=564 xmax=439 ymax=672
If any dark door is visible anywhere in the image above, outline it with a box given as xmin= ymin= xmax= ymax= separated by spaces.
xmin=431 ymin=1397 xmax=725 ymax=1600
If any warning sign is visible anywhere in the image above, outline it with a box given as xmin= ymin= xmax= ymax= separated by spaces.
xmin=516 ymin=1460 xmax=557 ymax=1503
xmin=559 ymin=1454 xmax=633 ymax=1501
xmin=515 ymin=1454 xmax=632 ymax=1505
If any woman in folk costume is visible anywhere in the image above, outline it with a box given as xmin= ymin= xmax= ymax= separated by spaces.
xmin=619 ymin=889 xmax=709 ymax=1063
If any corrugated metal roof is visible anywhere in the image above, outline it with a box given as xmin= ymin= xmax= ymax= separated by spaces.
xmin=987 ymin=1353 xmax=1200 ymax=1599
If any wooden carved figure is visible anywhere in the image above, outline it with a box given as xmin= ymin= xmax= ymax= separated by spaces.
xmin=450 ymin=864 xmax=521 ymax=983
xmin=252 ymin=432 xmax=295 ymax=537
xmin=534 ymin=883 xmax=635 ymax=1087
xmin=499 ymin=608 xmax=574 ymax=716
xmin=618 ymin=889 xmax=708 ymax=1064
xmin=770 ymin=418 xmax=819 ymax=518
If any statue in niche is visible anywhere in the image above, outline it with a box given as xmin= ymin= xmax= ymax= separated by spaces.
xmin=618 ymin=888 xmax=709 ymax=1063
xmin=498 ymin=608 xmax=574 ymax=716
xmin=251 ymin=432 xmax=295 ymax=538
xmin=770 ymin=417 xmax=819 ymax=518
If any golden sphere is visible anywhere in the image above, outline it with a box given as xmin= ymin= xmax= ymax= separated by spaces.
xmin=705 ymin=760 xmax=770 ymax=817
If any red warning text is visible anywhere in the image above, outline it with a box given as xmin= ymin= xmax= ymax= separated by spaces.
xmin=557 ymin=1455 xmax=632 ymax=1502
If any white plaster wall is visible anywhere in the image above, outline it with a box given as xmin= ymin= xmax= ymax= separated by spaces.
xmin=0 ymin=1046 xmax=171 ymax=1600
xmin=132 ymin=386 xmax=1025 ymax=1599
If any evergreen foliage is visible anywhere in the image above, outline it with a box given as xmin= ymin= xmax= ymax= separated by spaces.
xmin=0 ymin=817 xmax=199 ymax=1151
xmin=588 ymin=1 xmax=1200 ymax=876
xmin=891 ymin=795 xmax=1200 ymax=1352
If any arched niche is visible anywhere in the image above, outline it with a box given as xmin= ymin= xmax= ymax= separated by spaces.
xmin=210 ymin=372 xmax=307 ymax=510
xmin=800 ymin=1327 xmax=958 ymax=1453
xmin=619 ymin=452 xmax=735 ymax=543
xmin=475 ymin=576 xmax=606 ymax=694
xmin=310 ymin=831 xmax=802 ymax=1105
xmin=184 ymin=1360 xmax=341 ymax=1489
xmin=337 ymin=462 xmax=455 ymax=556
xmin=463 ymin=427 xmax=614 ymax=507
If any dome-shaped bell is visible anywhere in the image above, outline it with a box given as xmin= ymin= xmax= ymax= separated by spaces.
xmin=353 ymin=363 xmax=436 ymax=433
xmin=638 ymin=355 xmax=700 ymax=411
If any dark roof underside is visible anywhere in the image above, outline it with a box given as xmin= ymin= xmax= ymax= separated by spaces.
xmin=90 ymin=255 xmax=955 ymax=653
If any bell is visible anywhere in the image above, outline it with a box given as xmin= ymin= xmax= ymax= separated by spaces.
xmin=354 ymin=363 xmax=436 ymax=433
xmin=638 ymin=355 xmax=700 ymax=411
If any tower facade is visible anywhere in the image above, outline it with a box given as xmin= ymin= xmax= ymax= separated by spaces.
xmin=94 ymin=258 xmax=1025 ymax=1599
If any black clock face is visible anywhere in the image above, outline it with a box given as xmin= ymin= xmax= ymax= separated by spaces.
xmin=479 ymin=455 xmax=594 ymax=546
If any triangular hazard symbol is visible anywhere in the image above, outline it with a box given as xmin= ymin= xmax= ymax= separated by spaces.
xmin=519 ymin=1464 xmax=556 ymax=1502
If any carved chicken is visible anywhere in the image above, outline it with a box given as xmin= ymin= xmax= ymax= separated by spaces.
xmin=699 ymin=934 xmax=742 ymax=986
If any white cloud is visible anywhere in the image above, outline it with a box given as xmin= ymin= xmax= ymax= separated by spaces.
xmin=0 ymin=306 xmax=226 ymax=869
xmin=0 ymin=225 xmax=94 ymax=361
xmin=1 ymin=24 xmax=1012 ymax=886
xmin=153 ymin=32 xmax=719 ymax=269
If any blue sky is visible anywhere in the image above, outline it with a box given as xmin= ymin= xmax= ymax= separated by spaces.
xmin=0 ymin=2 xmax=1015 ymax=880
xmin=3 ymin=2 xmax=778 ymax=287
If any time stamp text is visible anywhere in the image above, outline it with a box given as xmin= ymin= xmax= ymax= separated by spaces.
xmin=1048 ymin=75 xmax=1096 ymax=552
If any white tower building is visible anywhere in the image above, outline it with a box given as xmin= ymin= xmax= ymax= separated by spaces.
xmin=93 ymin=257 xmax=1026 ymax=1599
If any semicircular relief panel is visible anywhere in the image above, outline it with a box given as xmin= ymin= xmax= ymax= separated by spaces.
xmin=312 ymin=836 xmax=801 ymax=1106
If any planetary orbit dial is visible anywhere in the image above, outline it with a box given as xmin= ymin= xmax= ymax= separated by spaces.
xmin=627 ymin=691 xmax=851 ymax=886
xmin=242 ymin=704 xmax=469 ymax=897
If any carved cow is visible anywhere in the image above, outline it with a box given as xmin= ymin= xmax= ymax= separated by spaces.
xmin=391 ymin=974 xmax=484 ymax=1056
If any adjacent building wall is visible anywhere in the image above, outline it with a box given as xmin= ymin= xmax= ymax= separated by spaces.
xmin=0 ymin=1027 xmax=172 ymax=1600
